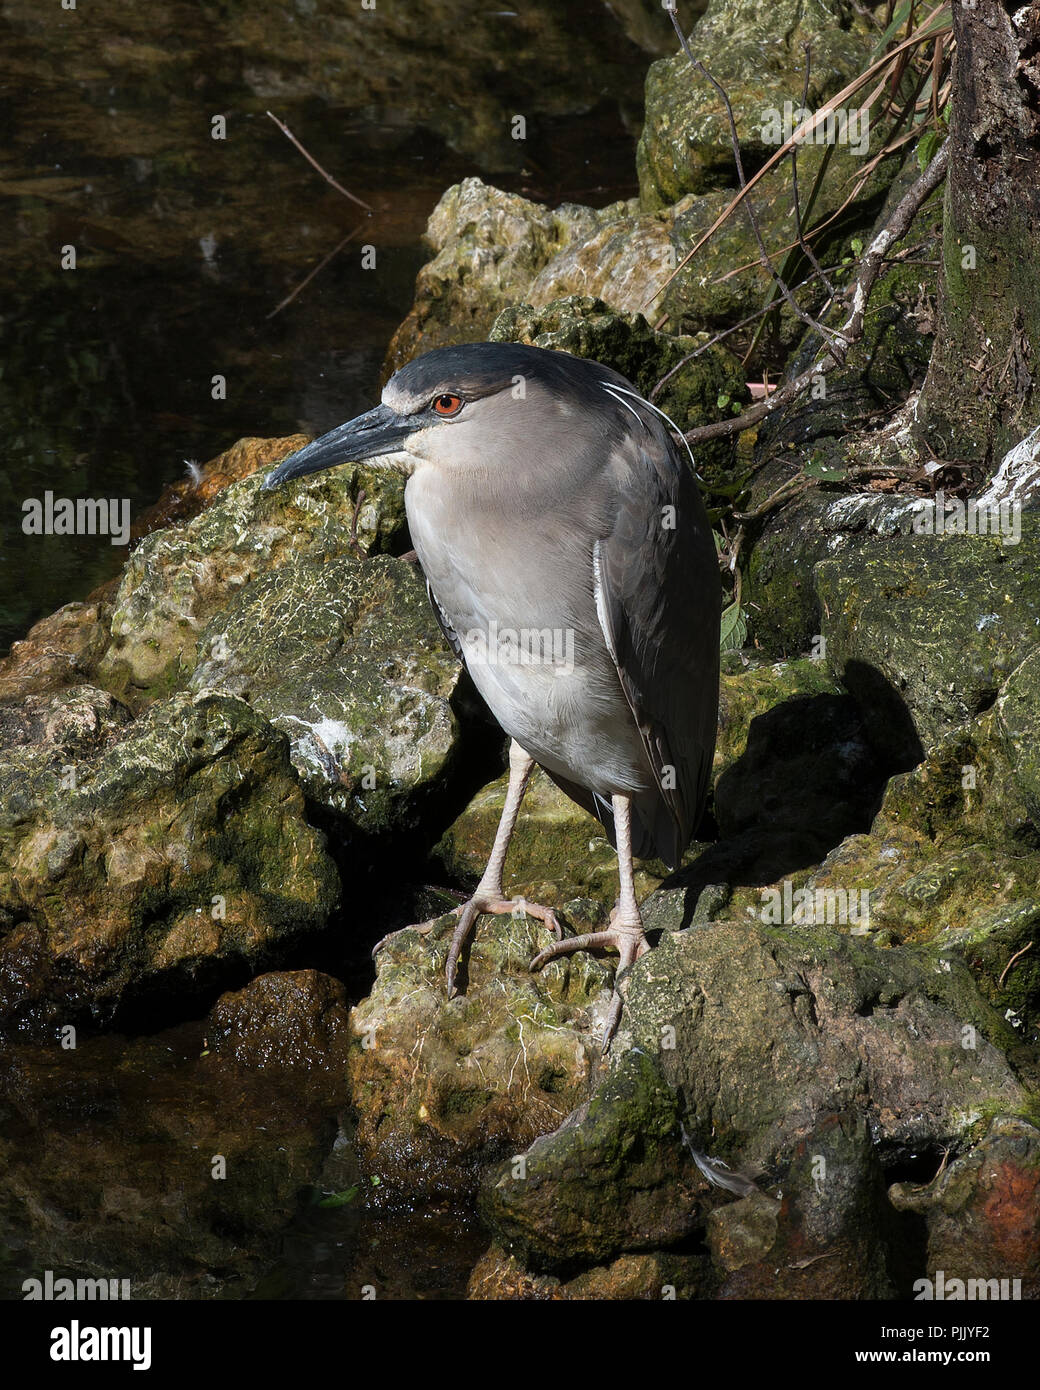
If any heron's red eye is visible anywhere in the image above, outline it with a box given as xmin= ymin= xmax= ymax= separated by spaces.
xmin=433 ymin=393 xmax=463 ymax=416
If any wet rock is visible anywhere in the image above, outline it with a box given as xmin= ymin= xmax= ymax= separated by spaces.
xmin=708 ymin=1112 xmax=891 ymax=1298
xmin=207 ymin=969 xmax=352 ymax=1082
xmin=480 ymin=1049 xmax=709 ymax=1266
xmin=190 ymin=555 xmax=464 ymax=827
xmin=888 ymin=1116 xmax=1040 ymax=1300
xmin=347 ymin=909 xmax=612 ymax=1199
xmin=637 ymin=0 xmax=877 ymax=206
xmin=99 ymin=447 xmax=407 ymax=705
xmin=0 ymin=690 xmax=338 ymax=1033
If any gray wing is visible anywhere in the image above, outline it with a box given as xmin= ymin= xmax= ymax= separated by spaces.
xmin=425 ymin=576 xmax=463 ymax=658
xmin=592 ymin=427 xmax=721 ymax=868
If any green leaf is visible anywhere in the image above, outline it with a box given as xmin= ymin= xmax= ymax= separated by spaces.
xmin=917 ymin=128 xmax=942 ymax=170
xmin=850 ymin=237 xmax=863 ymax=257
xmin=316 ymin=1186 xmax=360 ymax=1208
xmin=716 ymin=392 xmax=730 ymax=410
xmin=720 ymin=601 xmax=747 ymax=652
xmin=802 ymin=456 xmax=846 ymax=482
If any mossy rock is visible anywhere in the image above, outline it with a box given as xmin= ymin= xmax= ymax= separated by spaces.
xmin=637 ymin=0 xmax=877 ymax=207
xmin=190 ymin=555 xmax=464 ymax=829
xmin=0 ymin=689 xmax=339 ymax=1032
xmin=99 ymin=448 xmax=407 ymax=705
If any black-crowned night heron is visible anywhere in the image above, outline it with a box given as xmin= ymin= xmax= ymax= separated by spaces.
xmin=264 ymin=343 xmax=720 ymax=1048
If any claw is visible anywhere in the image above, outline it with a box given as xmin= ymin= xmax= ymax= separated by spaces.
xmin=374 ymin=893 xmax=564 ymax=996
xmin=530 ymin=914 xmax=648 ymax=1053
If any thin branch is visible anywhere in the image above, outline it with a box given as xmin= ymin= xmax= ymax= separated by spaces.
xmin=650 ymin=261 xmax=842 ymax=401
xmin=681 ymin=139 xmax=949 ymax=447
xmin=266 ymin=110 xmax=373 ymax=212
xmin=266 ymin=223 xmax=366 ymax=319
xmin=663 ymin=2 xmax=843 ymax=352
xmin=999 ymin=941 xmax=1033 ymax=991
xmin=791 ymin=43 xmax=836 ymax=298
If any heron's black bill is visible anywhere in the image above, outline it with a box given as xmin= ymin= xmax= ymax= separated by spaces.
xmin=262 ymin=403 xmax=413 ymax=489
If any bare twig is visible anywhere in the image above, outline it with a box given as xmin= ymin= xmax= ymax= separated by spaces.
xmin=266 ymin=110 xmax=373 ymax=212
xmin=998 ymin=941 xmax=1033 ymax=991
xmin=791 ymin=43 xmax=836 ymax=299
xmin=682 ymin=139 xmax=949 ymax=447
xmin=650 ymin=261 xmax=842 ymax=401
xmin=731 ymin=473 xmax=814 ymax=523
xmin=663 ymin=3 xmax=843 ymax=352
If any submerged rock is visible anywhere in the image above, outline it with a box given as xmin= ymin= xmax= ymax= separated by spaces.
xmin=207 ymin=969 xmax=353 ymax=1082
xmin=0 ymin=1026 xmax=336 ymax=1299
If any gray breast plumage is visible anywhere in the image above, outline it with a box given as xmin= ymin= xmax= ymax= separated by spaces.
xmin=404 ymin=376 xmax=720 ymax=867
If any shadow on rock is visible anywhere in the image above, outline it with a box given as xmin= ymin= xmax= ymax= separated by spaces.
xmin=661 ymin=684 xmax=915 ymax=927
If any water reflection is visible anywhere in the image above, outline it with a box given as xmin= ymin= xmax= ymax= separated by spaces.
xmin=1 ymin=0 xmax=651 ymax=654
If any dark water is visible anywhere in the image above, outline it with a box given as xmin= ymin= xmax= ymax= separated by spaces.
xmin=0 ymin=0 xmax=651 ymax=656
xmin=0 ymin=0 xmax=657 ymax=1300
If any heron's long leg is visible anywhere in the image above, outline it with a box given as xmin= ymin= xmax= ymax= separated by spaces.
xmin=372 ymin=740 xmax=563 ymax=992
xmin=530 ymin=792 xmax=649 ymax=1053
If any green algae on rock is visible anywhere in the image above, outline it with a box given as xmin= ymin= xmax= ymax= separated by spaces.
xmin=99 ymin=447 xmax=407 ymax=706
xmin=480 ymin=1048 xmax=706 ymax=1267
xmin=636 ymin=0 xmax=877 ymax=207
xmin=347 ymin=908 xmax=613 ymax=1199
xmin=190 ymin=555 xmax=464 ymax=828
xmin=817 ymin=530 xmax=1040 ymax=757
xmin=474 ymin=915 xmax=1031 ymax=1289
xmin=0 ymin=689 xmax=338 ymax=1032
